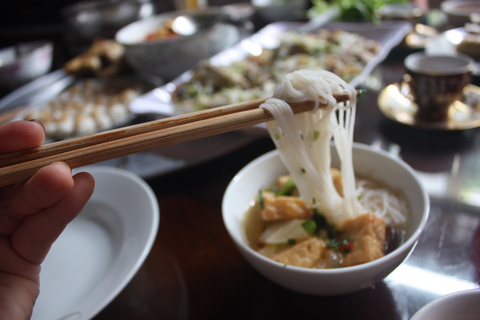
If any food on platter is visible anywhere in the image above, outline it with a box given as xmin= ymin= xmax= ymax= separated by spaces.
xmin=243 ymin=69 xmax=410 ymax=269
xmin=20 ymin=79 xmax=142 ymax=139
xmin=171 ymin=29 xmax=381 ymax=113
xmin=457 ymin=21 xmax=480 ymax=60
xmin=144 ymin=18 xmax=181 ymax=41
xmin=456 ymin=16 xmax=480 ymax=60
xmin=457 ymin=33 xmax=480 ymax=59
xmin=63 ymin=38 xmax=127 ymax=77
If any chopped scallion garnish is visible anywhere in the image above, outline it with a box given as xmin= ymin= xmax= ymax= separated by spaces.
xmin=302 ymin=219 xmax=317 ymax=235
xmin=258 ymin=189 xmax=264 ymax=209
xmin=274 ymin=239 xmax=297 ymax=247
xmin=276 ymin=177 xmax=296 ymax=196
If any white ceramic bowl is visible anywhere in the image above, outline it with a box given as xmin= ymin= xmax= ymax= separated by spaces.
xmin=411 ymin=289 xmax=480 ymax=320
xmin=441 ymin=1 xmax=480 ymax=27
xmin=115 ymin=8 xmax=240 ymax=81
xmin=252 ymin=0 xmax=308 ymax=22
xmin=222 ymin=143 xmax=429 ymax=296
xmin=0 ymin=41 xmax=53 ymax=89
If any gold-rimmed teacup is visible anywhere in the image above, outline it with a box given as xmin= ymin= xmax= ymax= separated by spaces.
xmin=404 ymin=52 xmax=474 ymax=121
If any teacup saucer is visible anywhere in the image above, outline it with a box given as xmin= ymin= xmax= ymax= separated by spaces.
xmin=378 ymin=81 xmax=480 ymax=130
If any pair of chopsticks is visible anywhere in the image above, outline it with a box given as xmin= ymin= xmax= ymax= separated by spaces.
xmin=0 ymin=91 xmax=352 ymax=187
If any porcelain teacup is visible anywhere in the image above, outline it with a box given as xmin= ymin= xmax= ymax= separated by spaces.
xmin=404 ymin=52 xmax=474 ymax=121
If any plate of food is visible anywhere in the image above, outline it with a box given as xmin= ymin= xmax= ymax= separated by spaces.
xmin=0 ymin=37 xmax=260 ymax=180
xmin=130 ymin=20 xmax=412 ymax=117
xmin=0 ymin=39 xmax=156 ymax=141
xmin=31 ymin=166 xmax=159 ymax=320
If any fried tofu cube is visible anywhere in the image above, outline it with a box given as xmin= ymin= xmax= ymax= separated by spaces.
xmin=340 ymin=213 xmax=386 ymax=267
xmin=260 ymin=191 xmax=311 ymax=221
xmin=271 ymin=237 xmax=326 ymax=268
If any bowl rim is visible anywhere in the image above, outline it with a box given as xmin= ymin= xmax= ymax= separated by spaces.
xmin=404 ymin=52 xmax=475 ymax=76
xmin=411 ymin=288 xmax=480 ymax=319
xmin=441 ymin=0 xmax=480 ymax=15
xmin=222 ymin=142 xmax=430 ymax=275
xmin=61 ymin=0 xmax=148 ymax=15
xmin=115 ymin=7 xmax=226 ymax=46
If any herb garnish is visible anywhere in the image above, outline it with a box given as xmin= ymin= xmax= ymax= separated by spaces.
xmin=276 ymin=177 xmax=296 ymax=196
xmin=258 ymin=189 xmax=264 ymax=209
xmin=274 ymin=239 xmax=297 ymax=247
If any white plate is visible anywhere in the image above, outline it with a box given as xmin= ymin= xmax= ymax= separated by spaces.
xmin=131 ymin=20 xmax=413 ymax=116
xmin=31 ymin=166 xmax=159 ymax=320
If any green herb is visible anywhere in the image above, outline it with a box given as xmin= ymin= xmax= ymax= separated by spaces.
xmin=301 ymin=168 xmax=306 ymax=174
xmin=276 ymin=177 xmax=296 ymax=196
xmin=301 ymin=210 xmax=337 ymax=238
xmin=274 ymin=239 xmax=297 ymax=247
xmin=312 ymin=209 xmax=337 ymax=238
xmin=313 ymin=130 xmax=320 ymax=141
xmin=308 ymin=0 xmax=407 ymax=22
xmin=258 ymin=189 xmax=264 ymax=209
xmin=302 ymin=219 xmax=317 ymax=235
xmin=275 ymin=133 xmax=281 ymax=140
xmin=357 ymin=89 xmax=367 ymax=101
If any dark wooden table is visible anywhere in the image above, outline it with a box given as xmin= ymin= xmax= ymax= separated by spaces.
xmin=1 ymin=7 xmax=479 ymax=318
xmin=89 ymin=50 xmax=480 ymax=319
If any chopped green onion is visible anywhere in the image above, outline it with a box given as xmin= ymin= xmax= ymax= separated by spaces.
xmin=275 ymin=133 xmax=281 ymax=140
xmin=312 ymin=209 xmax=336 ymax=238
xmin=302 ymin=219 xmax=317 ymax=235
xmin=258 ymin=189 xmax=264 ymax=209
xmin=357 ymin=89 xmax=366 ymax=101
xmin=276 ymin=177 xmax=296 ymax=196
xmin=274 ymin=239 xmax=297 ymax=247
xmin=313 ymin=130 xmax=320 ymax=141
xmin=301 ymin=168 xmax=306 ymax=174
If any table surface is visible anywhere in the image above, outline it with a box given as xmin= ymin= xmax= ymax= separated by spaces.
xmin=2 ymin=10 xmax=480 ymax=319
xmin=89 ymin=50 xmax=480 ymax=319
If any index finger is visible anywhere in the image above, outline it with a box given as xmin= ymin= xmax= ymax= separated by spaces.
xmin=0 ymin=120 xmax=45 ymax=153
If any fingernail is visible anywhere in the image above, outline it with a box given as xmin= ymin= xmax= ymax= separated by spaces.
xmin=52 ymin=161 xmax=71 ymax=171
xmin=29 ymin=119 xmax=46 ymax=134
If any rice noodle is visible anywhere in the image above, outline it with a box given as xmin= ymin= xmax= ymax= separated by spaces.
xmin=260 ymin=69 xmax=408 ymax=227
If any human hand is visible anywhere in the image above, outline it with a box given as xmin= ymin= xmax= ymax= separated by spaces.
xmin=0 ymin=120 xmax=95 ymax=320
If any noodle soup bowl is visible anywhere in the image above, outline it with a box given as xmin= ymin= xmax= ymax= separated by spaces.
xmin=222 ymin=143 xmax=429 ymax=296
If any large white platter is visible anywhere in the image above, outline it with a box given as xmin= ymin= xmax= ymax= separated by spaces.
xmin=131 ymin=20 xmax=413 ymax=116
xmin=31 ymin=166 xmax=159 ymax=320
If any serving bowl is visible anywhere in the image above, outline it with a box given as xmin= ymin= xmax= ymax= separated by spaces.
xmin=62 ymin=0 xmax=156 ymax=42
xmin=0 ymin=41 xmax=53 ymax=89
xmin=222 ymin=143 xmax=429 ymax=296
xmin=441 ymin=0 xmax=480 ymax=27
xmin=411 ymin=289 xmax=480 ymax=320
xmin=252 ymin=0 xmax=308 ymax=22
xmin=115 ymin=8 xmax=241 ymax=81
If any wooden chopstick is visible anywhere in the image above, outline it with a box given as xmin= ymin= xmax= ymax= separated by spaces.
xmin=0 ymin=96 xmax=271 ymax=167
xmin=0 ymin=92 xmax=352 ymax=187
